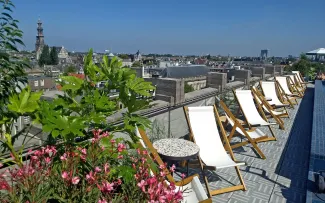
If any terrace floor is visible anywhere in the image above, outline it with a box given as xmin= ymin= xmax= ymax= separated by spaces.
xmin=175 ymin=86 xmax=314 ymax=203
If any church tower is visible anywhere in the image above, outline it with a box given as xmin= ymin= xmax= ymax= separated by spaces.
xmin=35 ymin=18 xmax=44 ymax=59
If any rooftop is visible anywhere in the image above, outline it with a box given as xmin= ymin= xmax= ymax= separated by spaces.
xmin=172 ymin=85 xmax=314 ymax=202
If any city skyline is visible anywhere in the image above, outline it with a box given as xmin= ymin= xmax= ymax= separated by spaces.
xmin=14 ymin=0 xmax=325 ymax=56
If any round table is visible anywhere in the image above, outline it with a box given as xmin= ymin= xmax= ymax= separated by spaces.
xmin=153 ymin=138 xmax=200 ymax=176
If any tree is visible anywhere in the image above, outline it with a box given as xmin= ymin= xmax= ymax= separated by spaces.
xmin=37 ymin=50 xmax=155 ymax=143
xmin=132 ymin=61 xmax=141 ymax=67
xmin=118 ymin=54 xmax=129 ymax=60
xmin=38 ymin=45 xmax=51 ymax=67
xmin=50 ymin=46 xmax=59 ymax=65
xmin=63 ymin=65 xmax=77 ymax=75
xmin=0 ymin=0 xmax=29 ymax=110
xmin=184 ymin=82 xmax=194 ymax=93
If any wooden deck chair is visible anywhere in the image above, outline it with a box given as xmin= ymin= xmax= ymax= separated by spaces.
xmin=275 ymin=76 xmax=301 ymax=99
xmin=292 ymin=71 xmax=308 ymax=84
xmin=274 ymin=80 xmax=298 ymax=105
xmin=291 ymin=72 xmax=307 ymax=92
xmin=260 ymin=81 xmax=294 ymax=109
xmin=251 ymin=86 xmax=289 ymax=120
xmin=183 ymin=106 xmax=246 ymax=197
xmin=286 ymin=75 xmax=304 ymax=96
xmin=218 ymin=100 xmax=268 ymax=159
xmin=233 ymin=89 xmax=278 ymax=141
xmin=135 ymin=127 xmax=212 ymax=203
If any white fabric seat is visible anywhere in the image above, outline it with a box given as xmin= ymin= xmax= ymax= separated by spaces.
xmin=225 ymin=114 xmax=265 ymax=139
xmin=234 ymin=90 xmax=277 ymax=126
xmin=251 ymin=87 xmax=287 ymax=116
xmin=275 ymin=76 xmax=298 ymax=96
xmin=292 ymin=71 xmax=307 ymax=83
xmin=187 ymin=106 xmax=245 ymax=169
xmin=260 ymin=81 xmax=289 ymax=107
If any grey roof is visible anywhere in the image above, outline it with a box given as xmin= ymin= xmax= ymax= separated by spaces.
xmin=27 ymin=75 xmax=53 ymax=80
xmin=160 ymin=65 xmax=210 ymax=78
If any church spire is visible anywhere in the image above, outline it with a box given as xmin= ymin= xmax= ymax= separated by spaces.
xmin=35 ymin=18 xmax=44 ymax=52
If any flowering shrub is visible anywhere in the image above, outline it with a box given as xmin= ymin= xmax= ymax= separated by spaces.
xmin=0 ymin=146 xmax=56 ymax=203
xmin=0 ymin=130 xmax=184 ymax=203
xmin=133 ymin=149 xmax=184 ymax=203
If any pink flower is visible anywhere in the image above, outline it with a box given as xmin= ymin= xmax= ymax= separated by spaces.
xmin=71 ymin=176 xmax=80 ymax=185
xmin=60 ymin=153 xmax=67 ymax=161
xmin=160 ymin=171 xmax=166 ymax=177
xmin=142 ymin=150 xmax=148 ymax=155
xmin=81 ymin=148 xmax=87 ymax=155
xmin=61 ymin=171 xmax=69 ymax=180
xmin=98 ymin=199 xmax=107 ymax=203
xmin=117 ymin=143 xmax=126 ymax=152
xmin=100 ymin=181 xmax=114 ymax=193
xmin=95 ymin=167 xmax=101 ymax=172
xmin=180 ymin=173 xmax=186 ymax=179
xmin=137 ymin=148 xmax=141 ymax=155
xmin=31 ymin=156 xmax=38 ymax=161
xmin=137 ymin=180 xmax=147 ymax=192
xmin=80 ymin=155 xmax=86 ymax=161
xmin=116 ymin=179 xmax=122 ymax=185
xmin=0 ymin=163 xmax=2 ymax=168
xmin=92 ymin=129 xmax=102 ymax=139
xmin=45 ymin=157 xmax=51 ymax=164
xmin=159 ymin=164 xmax=166 ymax=170
xmin=104 ymin=163 xmax=110 ymax=174
xmin=50 ymin=146 xmax=57 ymax=155
xmin=110 ymin=139 xmax=116 ymax=144
xmin=86 ymin=171 xmax=95 ymax=182
xmin=117 ymin=155 xmax=123 ymax=159
xmin=102 ymin=131 xmax=109 ymax=137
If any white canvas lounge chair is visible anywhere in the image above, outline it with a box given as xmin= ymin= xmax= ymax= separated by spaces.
xmin=218 ymin=100 xmax=268 ymax=159
xmin=275 ymin=76 xmax=300 ymax=100
xmin=260 ymin=81 xmax=294 ymax=108
xmin=291 ymin=71 xmax=307 ymax=91
xmin=274 ymin=79 xmax=298 ymax=105
xmin=251 ymin=86 xmax=289 ymax=122
xmin=292 ymin=71 xmax=308 ymax=84
xmin=183 ymin=106 xmax=246 ymax=197
xmin=233 ymin=89 xmax=278 ymax=141
xmin=286 ymin=75 xmax=304 ymax=96
xmin=136 ymin=128 xmax=212 ymax=203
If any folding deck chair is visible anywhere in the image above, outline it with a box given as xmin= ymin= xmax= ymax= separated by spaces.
xmin=233 ymin=89 xmax=278 ymax=141
xmin=260 ymin=81 xmax=295 ymax=109
xmin=286 ymin=75 xmax=304 ymax=96
xmin=251 ymin=86 xmax=289 ymax=120
xmin=292 ymin=71 xmax=308 ymax=84
xmin=291 ymin=71 xmax=307 ymax=92
xmin=275 ymin=76 xmax=301 ymax=100
xmin=183 ymin=106 xmax=246 ymax=197
xmin=135 ymin=127 xmax=212 ymax=203
xmin=218 ymin=100 xmax=268 ymax=159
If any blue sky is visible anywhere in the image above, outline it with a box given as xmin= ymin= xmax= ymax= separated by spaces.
xmin=13 ymin=0 xmax=325 ymax=56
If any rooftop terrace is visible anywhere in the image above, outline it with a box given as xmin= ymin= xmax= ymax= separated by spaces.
xmin=170 ymin=85 xmax=314 ymax=203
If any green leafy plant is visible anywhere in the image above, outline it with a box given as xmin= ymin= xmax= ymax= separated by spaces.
xmin=184 ymin=82 xmax=194 ymax=93
xmin=0 ymin=0 xmax=29 ymax=109
xmin=0 ymin=86 xmax=42 ymax=167
xmin=36 ymin=49 xmax=155 ymax=144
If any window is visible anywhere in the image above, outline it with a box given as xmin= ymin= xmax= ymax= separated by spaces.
xmin=40 ymin=79 xmax=45 ymax=86
xmin=34 ymin=80 xmax=39 ymax=87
